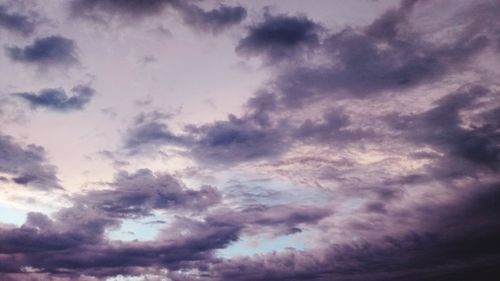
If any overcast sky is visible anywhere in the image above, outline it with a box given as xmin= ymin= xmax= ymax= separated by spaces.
xmin=1 ymin=0 xmax=500 ymax=280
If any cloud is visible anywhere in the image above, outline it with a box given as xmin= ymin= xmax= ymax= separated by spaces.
xmin=236 ymin=13 xmax=321 ymax=62
xmin=0 ymin=134 xmax=60 ymax=189
xmin=233 ymin=1 xmax=498 ymax=108
xmin=276 ymin=28 xmax=487 ymax=107
xmin=70 ymin=0 xmax=173 ymax=19
xmin=70 ymin=0 xmax=246 ymax=33
xmin=124 ymin=121 xmax=183 ymax=151
xmin=364 ymin=0 xmax=419 ymax=41
xmin=175 ymin=2 xmax=247 ymax=34
xmin=208 ymin=182 xmax=500 ymax=281
xmin=0 ymin=167 xmax=332 ymax=279
xmin=124 ymin=111 xmax=289 ymax=165
xmin=0 ymin=178 xmax=234 ymax=278
xmin=2 ymin=1 xmax=500 ymax=280
xmin=6 ymin=36 xmax=78 ymax=66
xmin=385 ymin=85 xmax=500 ymax=180
xmin=13 ymin=85 xmax=94 ymax=112
xmin=0 ymin=4 xmax=35 ymax=35
xmin=78 ymin=169 xmax=221 ymax=218
xmin=294 ymin=109 xmax=376 ymax=144
xmin=209 ymin=204 xmax=331 ymax=236
xmin=183 ymin=114 xmax=288 ymax=165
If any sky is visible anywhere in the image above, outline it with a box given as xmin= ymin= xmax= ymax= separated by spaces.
xmin=0 ymin=0 xmax=500 ymax=280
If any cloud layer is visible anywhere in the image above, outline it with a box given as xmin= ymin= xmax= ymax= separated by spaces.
xmin=1 ymin=0 xmax=500 ymax=280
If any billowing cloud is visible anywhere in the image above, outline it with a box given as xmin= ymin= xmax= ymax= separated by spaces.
xmin=79 ymin=169 xmax=221 ymax=218
xmin=386 ymin=84 xmax=500 ymax=178
xmin=0 ymin=207 xmax=238 ymax=277
xmin=208 ymin=183 xmax=500 ymax=281
xmin=0 ymin=134 xmax=60 ymax=189
xmin=241 ymin=0 xmax=498 ymax=107
xmin=13 ymin=85 xmax=94 ymax=112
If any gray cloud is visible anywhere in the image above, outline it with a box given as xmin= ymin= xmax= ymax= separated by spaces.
xmin=175 ymin=2 xmax=247 ymax=34
xmin=233 ymin=1 xmax=497 ymax=108
xmin=70 ymin=0 xmax=173 ymax=18
xmin=3 ymin=1 xmax=500 ymax=280
xmin=209 ymin=182 xmax=500 ymax=281
xmin=70 ymin=0 xmax=246 ymax=33
xmin=79 ymin=169 xmax=221 ymax=218
xmin=0 ymin=134 xmax=60 ymax=189
xmin=124 ymin=111 xmax=289 ymax=165
xmin=13 ymin=85 xmax=94 ymax=112
xmin=0 ymin=4 xmax=35 ymax=35
xmin=294 ymin=109 xmax=376 ymax=144
xmin=236 ymin=12 xmax=321 ymax=62
xmin=386 ymin=84 xmax=500 ymax=180
xmin=6 ymin=35 xmax=78 ymax=66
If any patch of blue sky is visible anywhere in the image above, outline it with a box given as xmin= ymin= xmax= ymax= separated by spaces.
xmin=217 ymin=233 xmax=306 ymax=259
xmin=107 ymin=215 xmax=168 ymax=242
xmin=0 ymin=203 xmax=27 ymax=226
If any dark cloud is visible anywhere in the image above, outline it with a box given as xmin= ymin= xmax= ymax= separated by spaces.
xmin=124 ymin=100 xmax=374 ymax=164
xmin=239 ymin=0 xmax=497 ymax=107
xmin=0 ymin=158 xmax=332 ymax=278
xmin=209 ymin=183 xmax=500 ymax=281
xmin=176 ymin=3 xmax=247 ymax=34
xmin=387 ymin=85 xmax=500 ymax=177
xmin=3 ymin=1 xmax=500 ymax=280
xmin=0 ymin=190 xmax=235 ymax=278
xmin=0 ymin=174 xmax=331 ymax=279
xmin=236 ymin=13 xmax=321 ymax=62
xmin=0 ymin=4 xmax=35 ymax=35
xmin=79 ymin=169 xmax=221 ymax=218
xmin=124 ymin=110 xmax=289 ymax=165
xmin=365 ymin=0 xmax=419 ymax=41
xmin=294 ymin=109 xmax=376 ymax=144
xmin=6 ymin=36 xmax=78 ymax=66
xmin=276 ymin=27 xmax=488 ymax=106
xmin=70 ymin=0 xmax=173 ymax=19
xmin=182 ymin=114 xmax=288 ymax=165
xmin=13 ymin=85 xmax=94 ymax=112
xmin=244 ymin=91 xmax=278 ymax=127
xmin=0 ymin=134 xmax=60 ymax=189
xmin=70 ymin=0 xmax=246 ymax=33
xmin=124 ymin=113 xmax=184 ymax=152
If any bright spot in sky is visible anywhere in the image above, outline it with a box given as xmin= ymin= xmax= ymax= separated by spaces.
xmin=0 ymin=204 xmax=27 ymax=226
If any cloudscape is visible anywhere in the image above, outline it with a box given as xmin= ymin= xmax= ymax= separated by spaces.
xmin=1 ymin=0 xmax=500 ymax=280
